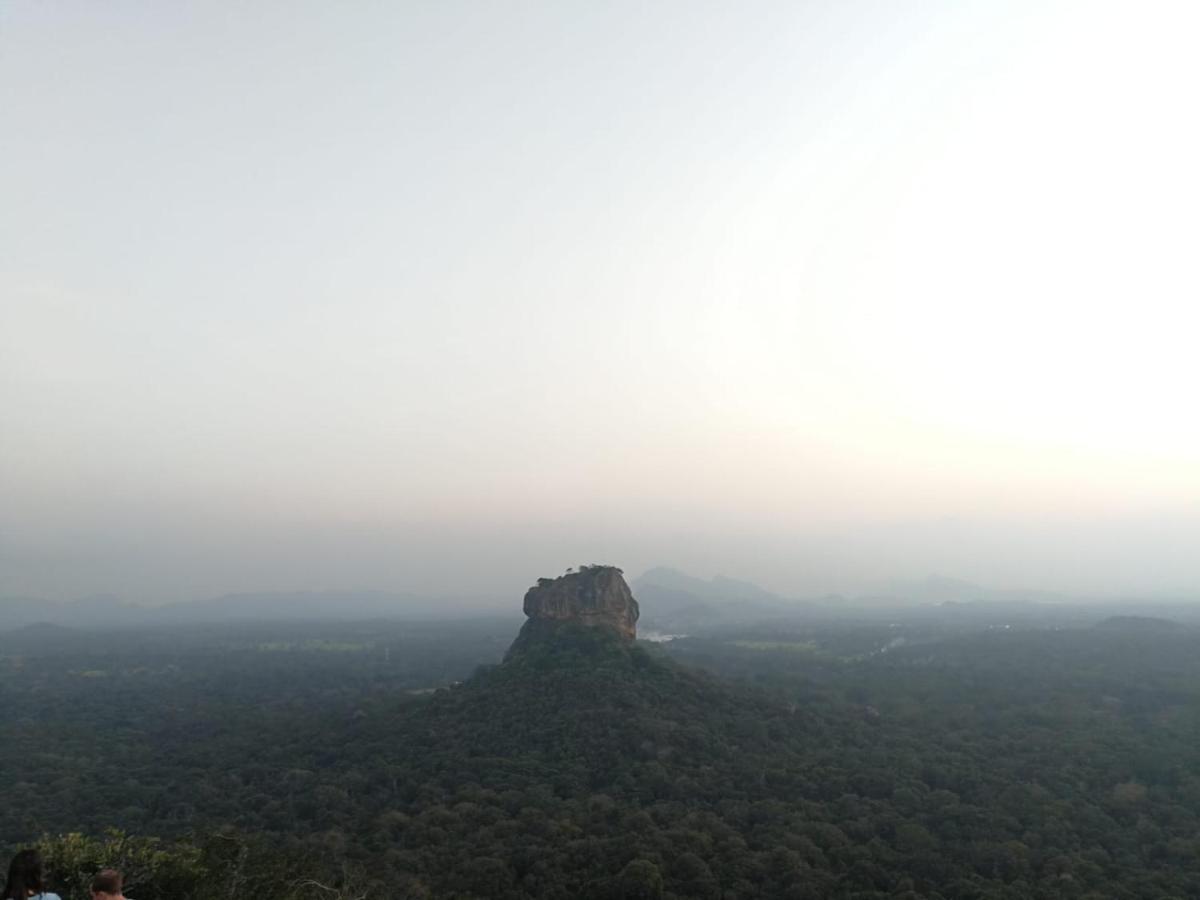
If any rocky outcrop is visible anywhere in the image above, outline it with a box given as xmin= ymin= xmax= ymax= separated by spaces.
xmin=522 ymin=565 xmax=639 ymax=641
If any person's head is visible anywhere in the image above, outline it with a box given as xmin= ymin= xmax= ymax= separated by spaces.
xmin=89 ymin=869 xmax=123 ymax=900
xmin=3 ymin=849 xmax=47 ymax=899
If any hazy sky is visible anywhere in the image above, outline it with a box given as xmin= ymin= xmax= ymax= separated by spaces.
xmin=3 ymin=1 xmax=1198 ymax=604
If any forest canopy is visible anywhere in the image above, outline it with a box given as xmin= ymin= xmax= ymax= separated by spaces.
xmin=2 ymin=613 xmax=1199 ymax=898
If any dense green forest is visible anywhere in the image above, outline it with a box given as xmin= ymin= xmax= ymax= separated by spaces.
xmin=2 ymin=610 xmax=1199 ymax=898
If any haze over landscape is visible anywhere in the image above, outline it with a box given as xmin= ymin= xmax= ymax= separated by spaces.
xmin=4 ymin=1 xmax=1199 ymax=605
xmin=9 ymin=6 xmax=1200 ymax=899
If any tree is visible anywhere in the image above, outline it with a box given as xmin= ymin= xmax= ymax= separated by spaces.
xmin=618 ymin=859 xmax=664 ymax=900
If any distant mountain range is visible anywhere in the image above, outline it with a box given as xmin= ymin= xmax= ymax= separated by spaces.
xmin=2 ymin=567 xmax=802 ymax=632
xmin=630 ymin=568 xmax=1076 ymax=624
xmin=631 ymin=567 xmax=799 ymax=628
xmin=6 ymin=567 xmax=1196 ymax=632
xmin=872 ymin=574 xmax=1072 ymax=606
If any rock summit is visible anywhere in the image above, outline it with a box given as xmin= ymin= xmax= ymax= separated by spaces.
xmin=521 ymin=565 xmax=639 ymax=641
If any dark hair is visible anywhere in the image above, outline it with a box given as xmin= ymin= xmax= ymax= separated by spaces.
xmin=2 ymin=849 xmax=46 ymax=899
xmin=90 ymin=869 xmax=122 ymax=895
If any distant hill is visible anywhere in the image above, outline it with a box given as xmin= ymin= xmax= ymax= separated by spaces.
xmin=635 ymin=566 xmax=784 ymax=603
xmin=1095 ymin=614 xmax=1185 ymax=632
xmin=632 ymin=566 xmax=796 ymax=628
xmin=0 ymin=595 xmax=137 ymax=631
xmin=875 ymin=574 xmax=1070 ymax=606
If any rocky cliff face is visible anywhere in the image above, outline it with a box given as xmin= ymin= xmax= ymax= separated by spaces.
xmin=521 ymin=565 xmax=639 ymax=641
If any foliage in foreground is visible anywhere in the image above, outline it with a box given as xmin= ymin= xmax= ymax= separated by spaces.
xmin=30 ymin=830 xmax=367 ymax=900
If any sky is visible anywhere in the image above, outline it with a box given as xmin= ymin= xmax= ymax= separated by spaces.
xmin=2 ymin=1 xmax=1199 ymax=605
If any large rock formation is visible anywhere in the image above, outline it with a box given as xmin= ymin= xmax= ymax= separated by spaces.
xmin=521 ymin=565 xmax=639 ymax=641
